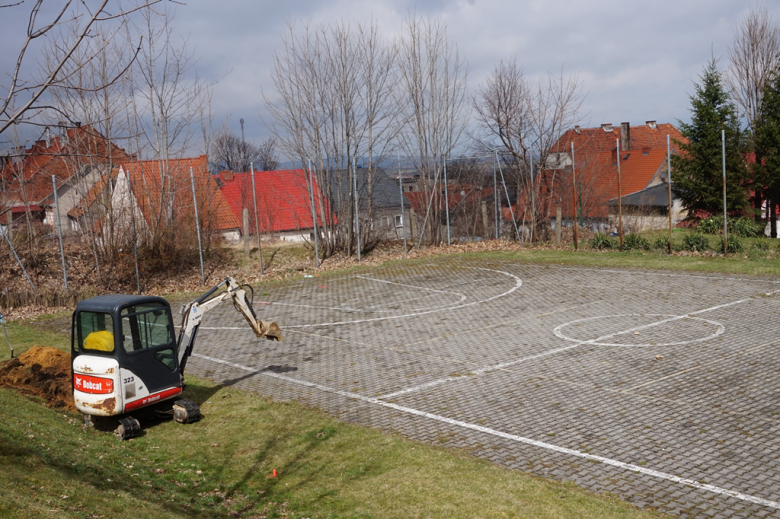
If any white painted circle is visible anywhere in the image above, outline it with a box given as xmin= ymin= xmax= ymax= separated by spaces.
xmin=553 ymin=313 xmax=725 ymax=347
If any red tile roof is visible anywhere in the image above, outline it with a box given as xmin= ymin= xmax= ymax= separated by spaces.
xmin=218 ymin=169 xmax=327 ymax=233
xmin=542 ymin=122 xmax=687 ymax=219
xmin=0 ymin=125 xmax=129 ymax=213
xmin=121 ymin=156 xmax=239 ymax=232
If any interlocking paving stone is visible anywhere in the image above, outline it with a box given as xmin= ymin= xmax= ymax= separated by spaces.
xmin=189 ymin=258 xmax=780 ymax=517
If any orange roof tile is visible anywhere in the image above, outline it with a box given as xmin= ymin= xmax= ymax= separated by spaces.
xmin=120 ymin=156 xmax=240 ymax=232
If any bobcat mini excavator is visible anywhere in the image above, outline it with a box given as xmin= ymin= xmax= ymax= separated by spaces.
xmin=71 ymin=277 xmax=282 ymax=439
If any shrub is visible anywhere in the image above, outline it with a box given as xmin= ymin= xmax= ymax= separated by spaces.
xmin=698 ymin=215 xmax=763 ymax=238
xmin=654 ymin=234 xmax=671 ymax=251
xmin=623 ymin=233 xmax=650 ymax=251
xmin=698 ymin=216 xmax=722 ymax=235
xmin=589 ymin=232 xmax=615 ymax=250
xmin=682 ymin=232 xmax=708 ymax=252
xmin=721 ymin=235 xmax=742 ymax=253
xmin=731 ymin=217 xmax=763 ymax=238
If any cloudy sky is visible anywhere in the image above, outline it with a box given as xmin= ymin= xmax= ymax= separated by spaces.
xmin=3 ymin=1 xmax=779 ymax=154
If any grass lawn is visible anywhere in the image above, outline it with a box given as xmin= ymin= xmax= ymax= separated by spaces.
xmin=0 ymin=306 xmax=663 ymax=518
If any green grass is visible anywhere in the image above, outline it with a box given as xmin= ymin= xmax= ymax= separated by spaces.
xmin=0 ymin=321 xmax=662 ymax=518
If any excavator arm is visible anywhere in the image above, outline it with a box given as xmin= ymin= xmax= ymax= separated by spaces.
xmin=176 ymin=277 xmax=282 ymax=373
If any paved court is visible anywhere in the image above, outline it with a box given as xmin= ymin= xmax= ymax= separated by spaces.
xmin=188 ymin=257 xmax=780 ymax=518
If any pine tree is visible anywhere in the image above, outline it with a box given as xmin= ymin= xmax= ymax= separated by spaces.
xmin=672 ymin=59 xmax=749 ymax=218
xmin=754 ymin=65 xmax=780 ymax=237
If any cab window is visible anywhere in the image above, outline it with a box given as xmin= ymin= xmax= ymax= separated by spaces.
xmin=120 ymin=303 xmax=173 ymax=353
xmin=78 ymin=312 xmax=115 ymax=353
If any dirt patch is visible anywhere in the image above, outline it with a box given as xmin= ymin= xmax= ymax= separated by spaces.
xmin=0 ymin=346 xmax=74 ymax=410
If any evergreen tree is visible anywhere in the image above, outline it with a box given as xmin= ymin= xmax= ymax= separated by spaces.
xmin=754 ymin=65 xmax=780 ymax=237
xmin=672 ymin=59 xmax=749 ymax=218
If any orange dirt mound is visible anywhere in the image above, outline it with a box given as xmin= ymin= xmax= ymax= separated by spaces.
xmin=0 ymin=346 xmax=74 ymax=410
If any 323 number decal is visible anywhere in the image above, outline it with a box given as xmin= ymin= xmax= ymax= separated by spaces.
xmin=123 ymin=376 xmax=135 ymax=384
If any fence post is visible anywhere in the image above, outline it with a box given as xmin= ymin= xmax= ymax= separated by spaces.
xmin=3 ymin=227 xmax=35 ymax=292
xmin=616 ymin=139 xmax=623 ymax=251
xmin=307 ymin=158 xmax=320 ymax=268
xmin=481 ymin=200 xmax=489 ymax=240
xmin=667 ymin=134 xmax=673 ymax=254
xmin=243 ymin=208 xmax=250 ymax=258
xmin=353 ymin=156 xmax=361 ymax=262
xmin=127 ymin=169 xmax=141 ymax=295
xmin=250 ymin=163 xmax=264 ymax=275
xmin=398 ymin=154 xmax=407 ymax=254
xmin=190 ymin=166 xmax=205 ymax=285
xmin=556 ymin=207 xmax=562 ymax=246
xmin=722 ymin=129 xmax=728 ymax=253
xmin=495 ymin=151 xmax=521 ymax=244
xmin=51 ymin=175 xmax=68 ymax=290
xmin=443 ymin=157 xmax=451 ymax=246
xmin=571 ymin=142 xmax=578 ymax=251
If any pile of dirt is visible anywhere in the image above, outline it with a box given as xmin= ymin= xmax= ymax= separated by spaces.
xmin=0 ymin=346 xmax=74 ymax=410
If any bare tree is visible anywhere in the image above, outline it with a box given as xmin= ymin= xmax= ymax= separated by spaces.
xmin=474 ymin=59 xmax=585 ymax=241
xmin=264 ymin=19 xmax=397 ymax=257
xmin=0 ymin=0 xmax=158 ymax=138
xmin=395 ymin=15 xmax=469 ymax=246
xmin=210 ymin=123 xmax=278 ymax=173
xmin=125 ymin=2 xmax=211 ymax=235
xmin=727 ymin=6 xmax=780 ymax=132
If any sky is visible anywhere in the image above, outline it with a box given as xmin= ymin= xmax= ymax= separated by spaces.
xmin=2 ymin=0 xmax=779 ymax=156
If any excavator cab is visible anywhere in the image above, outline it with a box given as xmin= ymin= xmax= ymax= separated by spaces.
xmin=71 ymin=295 xmax=184 ymax=426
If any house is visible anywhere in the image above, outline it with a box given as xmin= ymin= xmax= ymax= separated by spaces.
xmin=69 ymin=155 xmax=240 ymax=242
xmin=217 ymin=169 xmax=328 ymax=242
xmin=542 ymin=121 xmax=687 ymax=229
xmin=0 ymin=123 xmax=130 ymax=233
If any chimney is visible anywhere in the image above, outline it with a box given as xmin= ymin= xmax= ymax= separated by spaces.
xmin=620 ymin=122 xmax=630 ymax=151
xmin=574 ymin=125 xmax=581 ymax=134
xmin=646 ymin=120 xmax=657 ymax=129
xmin=601 ymin=123 xmax=613 ymax=132
xmin=221 ymin=170 xmax=234 ymax=181
xmin=642 ymin=146 xmax=651 ymax=155
xmin=611 ymin=148 xmax=618 ymax=165
xmin=45 ymin=127 xmax=52 ymax=148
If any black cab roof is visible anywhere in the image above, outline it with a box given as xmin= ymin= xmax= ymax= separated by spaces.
xmin=74 ymin=295 xmax=170 ymax=315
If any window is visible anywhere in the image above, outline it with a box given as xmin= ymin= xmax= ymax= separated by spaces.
xmin=77 ymin=312 xmax=115 ymax=353
xmin=395 ymin=215 xmax=404 ymax=228
xmin=120 ymin=303 xmax=173 ymax=353
xmin=381 ymin=216 xmax=390 ymax=227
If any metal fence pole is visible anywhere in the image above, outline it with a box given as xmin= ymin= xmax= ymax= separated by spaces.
xmin=398 ymin=153 xmax=407 ymax=254
xmin=128 ymin=168 xmax=141 ymax=294
xmin=51 ymin=175 xmax=68 ymax=290
xmin=353 ymin=156 xmax=361 ymax=262
xmin=307 ymin=158 xmax=319 ymax=268
xmin=0 ymin=311 xmax=13 ymax=358
xmin=250 ymin=162 xmax=264 ymax=275
xmin=496 ymin=152 xmax=521 ymax=243
xmin=190 ymin=166 xmax=205 ymax=285
xmin=443 ymin=157 xmax=451 ymax=245
xmin=571 ymin=142 xmax=579 ymax=251
xmin=3 ymin=225 xmax=35 ymax=292
xmin=667 ymin=135 xmax=673 ymax=254
xmin=722 ymin=129 xmax=728 ymax=252
xmin=530 ymin=155 xmax=536 ymax=243
xmin=616 ymin=139 xmax=623 ymax=251
xmin=493 ymin=152 xmax=499 ymax=239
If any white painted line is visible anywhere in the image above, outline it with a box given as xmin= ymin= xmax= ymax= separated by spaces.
xmin=554 ymin=314 xmax=725 ymax=347
xmin=378 ymin=344 xmax=580 ymax=399
xmin=548 ymin=265 xmax=780 ymax=284
xmin=282 ymin=267 xmax=522 ymax=328
xmin=356 ymin=275 xmax=468 ymax=300
xmin=191 ymin=353 xmax=780 ymax=511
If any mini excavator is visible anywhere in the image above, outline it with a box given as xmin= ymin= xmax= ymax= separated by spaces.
xmin=71 ymin=277 xmax=282 ymax=439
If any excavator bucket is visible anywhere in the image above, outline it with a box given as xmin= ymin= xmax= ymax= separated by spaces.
xmin=259 ymin=320 xmax=283 ymax=341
